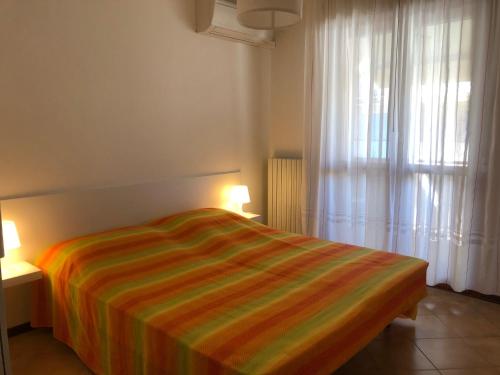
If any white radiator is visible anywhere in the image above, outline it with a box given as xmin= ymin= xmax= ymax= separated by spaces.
xmin=267 ymin=158 xmax=302 ymax=233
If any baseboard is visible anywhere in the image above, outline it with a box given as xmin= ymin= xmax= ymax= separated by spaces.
xmin=433 ymin=284 xmax=500 ymax=304
xmin=7 ymin=322 xmax=33 ymax=337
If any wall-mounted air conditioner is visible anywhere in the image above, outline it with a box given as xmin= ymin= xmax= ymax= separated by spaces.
xmin=196 ymin=0 xmax=276 ymax=48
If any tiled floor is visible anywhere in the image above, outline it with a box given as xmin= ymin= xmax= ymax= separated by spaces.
xmin=8 ymin=287 xmax=500 ymax=374
xmin=335 ymin=287 xmax=500 ymax=375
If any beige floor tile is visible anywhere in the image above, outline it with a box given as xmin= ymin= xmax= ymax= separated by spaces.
xmin=440 ymin=369 xmax=500 ymax=375
xmin=11 ymin=353 xmax=93 ymax=375
xmin=416 ymin=338 xmax=490 ymax=369
xmin=386 ymin=371 xmax=440 ymax=375
xmin=474 ymin=301 xmax=500 ymax=329
xmin=8 ymin=328 xmax=62 ymax=358
xmin=419 ymin=295 xmax=477 ymax=316
xmin=416 ymin=300 xmax=436 ymax=316
xmin=366 ymin=339 xmax=435 ymax=370
xmin=9 ymin=329 xmax=93 ymax=375
xmin=392 ymin=372 xmax=440 ymax=375
xmin=377 ymin=315 xmax=461 ymax=340
xmin=437 ymin=313 xmax=500 ymax=337
xmin=426 ymin=288 xmax=483 ymax=306
xmin=334 ymin=371 xmax=440 ymax=375
xmin=334 ymin=347 xmax=379 ymax=374
xmin=464 ymin=337 xmax=500 ymax=366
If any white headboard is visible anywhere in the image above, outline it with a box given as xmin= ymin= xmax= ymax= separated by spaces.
xmin=0 ymin=171 xmax=241 ymax=262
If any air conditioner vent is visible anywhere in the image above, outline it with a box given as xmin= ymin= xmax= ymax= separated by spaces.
xmin=196 ymin=0 xmax=276 ymax=48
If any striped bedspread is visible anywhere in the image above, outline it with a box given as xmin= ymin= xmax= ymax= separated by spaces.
xmin=33 ymin=208 xmax=428 ymax=375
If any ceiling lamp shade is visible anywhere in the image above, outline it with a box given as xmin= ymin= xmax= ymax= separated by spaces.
xmin=237 ymin=0 xmax=303 ymax=30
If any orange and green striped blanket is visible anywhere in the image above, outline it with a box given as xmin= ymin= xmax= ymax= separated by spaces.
xmin=33 ymin=208 xmax=428 ymax=375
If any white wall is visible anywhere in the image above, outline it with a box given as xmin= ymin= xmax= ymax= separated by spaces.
xmin=0 ymin=0 xmax=270 ymax=215
xmin=269 ymin=20 xmax=306 ymax=159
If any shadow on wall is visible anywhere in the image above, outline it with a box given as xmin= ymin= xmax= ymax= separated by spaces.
xmin=272 ymin=150 xmax=303 ymax=159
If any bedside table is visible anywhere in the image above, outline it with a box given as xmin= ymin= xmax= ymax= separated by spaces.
xmin=1 ymin=261 xmax=42 ymax=288
xmin=240 ymin=212 xmax=262 ymax=223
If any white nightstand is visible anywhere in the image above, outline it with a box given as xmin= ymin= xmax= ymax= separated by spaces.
xmin=240 ymin=212 xmax=262 ymax=223
xmin=1 ymin=261 xmax=42 ymax=288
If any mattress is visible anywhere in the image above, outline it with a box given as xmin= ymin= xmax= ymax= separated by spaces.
xmin=33 ymin=208 xmax=428 ymax=374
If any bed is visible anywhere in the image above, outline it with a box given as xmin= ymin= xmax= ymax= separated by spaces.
xmin=32 ymin=208 xmax=428 ymax=375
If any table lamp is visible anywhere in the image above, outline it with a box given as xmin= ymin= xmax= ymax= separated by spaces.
xmin=1 ymin=220 xmax=21 ymax=264
xmin=228 ymin=185 xmax=251 ymax=214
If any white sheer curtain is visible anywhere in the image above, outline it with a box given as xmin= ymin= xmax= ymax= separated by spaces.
xmin=303 ymin=0 xmax=500 ymax=295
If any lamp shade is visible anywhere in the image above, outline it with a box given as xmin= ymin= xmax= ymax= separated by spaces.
xmin=229 ymin=185 xmax=251 ymax=206
xmin=2 ymin=220 xmax=21 ymax=252
xmin=237 ymin=0 xmax=303 ymax=30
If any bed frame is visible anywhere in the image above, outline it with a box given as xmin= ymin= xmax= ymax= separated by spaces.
xmin=0 ymin=171 xmax=241 ymax=262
